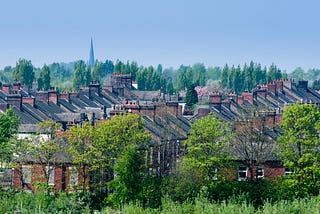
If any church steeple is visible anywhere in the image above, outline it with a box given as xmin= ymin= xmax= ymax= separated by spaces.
xmin=89 ymin=38 xmax=95 ymax=69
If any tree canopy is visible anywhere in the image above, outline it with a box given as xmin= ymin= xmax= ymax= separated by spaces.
xmin=184 ymin=113 xmax=233 ymax=181
xmin=0 ymin=108 xmax=19 ymax=164
xmin=38 ymin=64 xmax=51 ymax=90
xmin=276 ymin=103 xmax=320 ymax=196
xmin=12 ymin=58 xmax=35 ymax=88
xmin=185 ymin=84 xmax=198 ymax=108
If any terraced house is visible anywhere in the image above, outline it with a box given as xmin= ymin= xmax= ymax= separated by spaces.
xmin=193 ymin=79 xmax=320 ymax=181
xmin=0 ymin=76 xmax=319 ymax=191
xmin=0 ymin=75 xmax=189 ymax=192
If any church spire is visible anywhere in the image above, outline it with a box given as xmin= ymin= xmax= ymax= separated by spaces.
xmin=89 ymin=38 xmax=95 ymax=69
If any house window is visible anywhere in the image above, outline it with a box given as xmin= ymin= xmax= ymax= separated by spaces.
xmin=284 ymin=167 xmax=293 ymax=176
xmin=22 ymin=165 xmax=32 ymax=184
xmin=69 ymin=167 xmax=78 ymax=187
xmin=238 ymin=166 xmax=247 ymax=181
xmin=257 ymin=167 xmax=264 ymax=179
xmin=0 ymin=168 xmax=12 ymax=184
xmin=45 ymin=166 xmax=55 ymax=186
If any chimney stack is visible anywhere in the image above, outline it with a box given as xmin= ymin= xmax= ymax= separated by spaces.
xmin=241 ymin=92 xmax=253 ymax=104
xmin=48 ymin=87 xmax=58 ymax=104
xmin=209 ymin=93 xmax=222 ymax=111
xmin=267 ymin=82 xmax=276 ymax=94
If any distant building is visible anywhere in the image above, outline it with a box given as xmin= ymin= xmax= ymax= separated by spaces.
xmin=89 ymin=38 xmax=95 ymax=69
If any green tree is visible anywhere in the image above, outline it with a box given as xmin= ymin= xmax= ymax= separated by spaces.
xmin=207 ymin=66 xmax=221 ymax=81
xmin=220 ymin=64 xmax=229 ymax=88
xmin=93 ymin=113 xmax=150 ymax=165
xmin=0 ymin=108 xmax=19 ymax=165
xmin=233 ymin=65 xmax=242 ymax=94
xmin=107 ymin=145 xmax=146 ymax=206
xmin=184 ymin=113 xmax=233 ymax=182
xmin=312 ymin=79 xmax=320 ymax=90
xmin=13 ymin=58 xmax=35 ymax=88
xmin=166 ymin=78 xmax=174 ymax=95
xmin=102 ymin=59 xmax=114 ymax=75
xmin=92 ymin=61 xmax=103 ymax=81
xmin=114 ymin=60 xmax=125 ymax=74
xmin=192 ymin=63 xmax=206 ymax=86
xmin=267 ymin=63 xmax=282 ymax=82
xmin=177 ymin=65 xmax=188 ymax=91
xmin=185 ymin=84 xmax=198 ymax=108
xmin=289 ymin=67 xmax=305 ymax=81
xmin=85 ymin=66 xmax=92 ymax=86
xmin=38 ymin=64 xmax=51 ymax=90
xmin=73 ymin=60 xmax=87 ymax=89
xmin=68 ymin=113 xmax=150 ymax=191
xmin=27 ymin=120 xmax=63 ymax=193
xmin=67 ymin=122 xmax=95 ymax=190
xmin=276 ymin=103 xmax=320 ymax=197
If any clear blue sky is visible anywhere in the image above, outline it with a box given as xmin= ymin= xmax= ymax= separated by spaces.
xmin=1 ymin=0 xmax=320 ymax=72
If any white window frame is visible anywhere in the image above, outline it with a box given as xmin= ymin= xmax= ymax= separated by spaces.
xmin=238 ymin=166 xmax=247 ymax=181
xmin=45 ymin=166 xmax=55 ymax=186
xmin=256 ymin=167 xmax=264 ymax=179
xmin=284 ymin=167 xmax=294 ymax=176
xmin=22 ymin=165 xmax=32 ymax=184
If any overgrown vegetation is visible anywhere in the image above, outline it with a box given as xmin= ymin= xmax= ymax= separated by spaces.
xmin=1 ymin=189 xmax=320 ymax=214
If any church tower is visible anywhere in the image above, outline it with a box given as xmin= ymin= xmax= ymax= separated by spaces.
xmin=89 ymin=38 xmax=95 ymax=69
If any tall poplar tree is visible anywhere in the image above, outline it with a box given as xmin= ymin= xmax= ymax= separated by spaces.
xmin=13 ymin=58 xmax=35 ymax=88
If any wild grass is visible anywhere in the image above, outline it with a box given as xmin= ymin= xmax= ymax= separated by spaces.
xmin=1 ymin=191 xmax=320 ymax=214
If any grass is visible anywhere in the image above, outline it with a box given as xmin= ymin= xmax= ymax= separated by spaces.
xmin=1 ymin=191 xmax=320 ymax=214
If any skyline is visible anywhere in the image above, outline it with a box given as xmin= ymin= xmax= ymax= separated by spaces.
xmin=1 ymin=1 xmax=320 ymax=72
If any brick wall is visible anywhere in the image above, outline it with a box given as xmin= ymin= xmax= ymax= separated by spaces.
xmin=2 ymin=84 xmax=10 ymax=94
xmin=241 ymin=92 xmax=253 ymax=104
xmin=166 ymin=102 xmax=178 ymax=116
xmin=267 ymin=82 xmax=276 ymax=94
xmin=209 ymin=93 xmax=222 ymax=111
xmin=49 ymin=90 xmax=58 ymax=104
xmin=13 ymin=81 xmax=21 ymax=93
xmin=22 ymin=97 xmax=35 ymax=106
xmin=69 ymin=92 xmax=79 ymax=99
xmin=6 ymin=94 xmax=22 ymax=110
xmin=237 ymin=96 xmax=244 ymax=105
xmin=197 ymin=107 xmax=210 ymax=118
xmin=139 ymin=105 xmax=155 ymax=120
xmin=36 ymin=91 xmax=49 ymax=103
xmin=60 ymin=92 xmax=70 ymax=101
xmin=275 ymin=80 xmax=283 ymax=93
xmin=256 ymin=89 xmax=267 ymax=99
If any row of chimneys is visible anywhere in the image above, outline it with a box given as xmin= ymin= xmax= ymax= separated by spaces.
xmin=209 ymin=79 xmax=310 ymax=111
xmin=1 ymin=81 xmax=102 ymax=110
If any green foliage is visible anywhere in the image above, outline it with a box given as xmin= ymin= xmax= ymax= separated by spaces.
xmin=24 ymin=120 xmax=63 ymax=192
xmin=312 ymin=79 xmax=320 ymax=90
xmin=185 ymin=113 xmax=233 ymax=182
xmin=107 ymin=145 xmax=146 ymax=206
xmin=73 ymin=60 xmax=90 ymax=89
xmin=0 ymin=108 xmax=19 ymax=164
xmin=185 ymin=84 xmax=198 ymax=108
xmin=219 ymin=61 xmax=273 ymax=94
xmin=267 ymin=63 xmax=282 ymax=82
xmin=38 ymin=64 xmax=51 ymax=90
xmin=161 ymin=159 xmax=202 ymax=203
xmin=0 ymin=192 xmax=93 ymax=213
xmin=68 ymin=113 xmax=150 ymax=191
xmin=276 ymin=103 xmax=320 ymax=197
xmin=49 ymin=62 xmax=73 ymax=87
xmin=12 ymin=58 xmax=35 ymax=87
